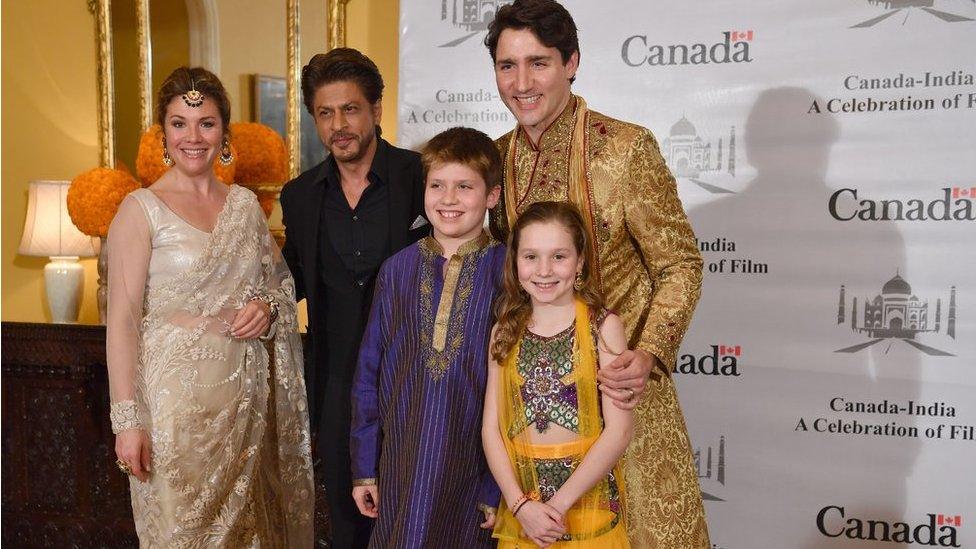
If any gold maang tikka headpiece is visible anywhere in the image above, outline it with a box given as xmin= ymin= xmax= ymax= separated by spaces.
xmin=182 ymin=80 xmax=204 ymax=108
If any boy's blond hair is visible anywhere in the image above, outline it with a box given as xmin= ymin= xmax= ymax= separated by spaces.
xmin=420 ymin=127 xmax=502 ymax=192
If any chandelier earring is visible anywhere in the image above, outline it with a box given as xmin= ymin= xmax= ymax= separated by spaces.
xmin=574 ymin=270 xmax=584 ymax=291
xmin=161 ymin=137 xmax=175 ymax=167
xmin=219 ymin=138 xmax=234 ymax=166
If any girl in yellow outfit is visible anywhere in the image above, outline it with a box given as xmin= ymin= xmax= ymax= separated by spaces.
xmin=483 ymin=201 xmax=634 ymax=548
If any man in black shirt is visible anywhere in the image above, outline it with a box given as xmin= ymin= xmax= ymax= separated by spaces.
xmin=280 ymin=48 xmax=429 ymax=548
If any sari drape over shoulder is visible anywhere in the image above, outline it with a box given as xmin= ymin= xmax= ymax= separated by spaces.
xmin=107 ymin=185 xmax=314 ymax=548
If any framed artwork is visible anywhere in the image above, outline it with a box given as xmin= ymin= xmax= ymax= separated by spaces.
xmin=252 ymin=74 xmax=326 ymax=172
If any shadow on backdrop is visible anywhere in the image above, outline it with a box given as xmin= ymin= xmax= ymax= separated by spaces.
xmin=686 ymin=87 xmax=918 ymax=547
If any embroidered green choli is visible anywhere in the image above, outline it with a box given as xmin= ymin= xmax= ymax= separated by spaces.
xmin=513 ymin=324 xmax=580 ymax=436
xmin=511 ymin=310 xmax=608 ymax=438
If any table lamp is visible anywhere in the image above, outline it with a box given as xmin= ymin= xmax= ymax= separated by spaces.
xmin=18 ymin=180 xmax=99 ymax=323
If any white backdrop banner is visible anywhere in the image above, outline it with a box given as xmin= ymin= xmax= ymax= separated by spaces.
xmin=399 ymin=1 xmax=976 ymax=547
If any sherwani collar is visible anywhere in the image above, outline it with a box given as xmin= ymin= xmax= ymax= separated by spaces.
xmin=518 ymin=95 xmax=579 ymax=152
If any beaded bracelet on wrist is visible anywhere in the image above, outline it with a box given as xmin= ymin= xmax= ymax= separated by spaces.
xmin=510 ymin=490 xmax=539 ymax=516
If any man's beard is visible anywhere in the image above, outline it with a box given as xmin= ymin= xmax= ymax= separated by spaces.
xmin=328 ymin=127 xmax=376 ymax=163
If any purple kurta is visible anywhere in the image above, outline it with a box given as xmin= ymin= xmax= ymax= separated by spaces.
xmin=351 ymin=233 xmax=504 ymax=548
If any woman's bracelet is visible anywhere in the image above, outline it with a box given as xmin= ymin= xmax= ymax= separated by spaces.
xmin=110 ymin=400 xmax=143 ymax=434
xmin=253 ymin=293 xmax=279 ymax=323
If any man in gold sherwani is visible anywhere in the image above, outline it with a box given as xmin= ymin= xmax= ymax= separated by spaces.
xmin=484 ymin=1 xmax=710 ymax=547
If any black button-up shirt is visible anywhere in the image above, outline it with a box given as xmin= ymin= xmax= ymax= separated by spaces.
xmin=318 ymin=137 xmax=393 ymax=288
xmin=320 ymin=168 xmax=389 ymax=287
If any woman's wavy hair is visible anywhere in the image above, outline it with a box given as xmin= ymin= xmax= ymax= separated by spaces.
xmin=491 ymin=201 xmax=604 ymax=363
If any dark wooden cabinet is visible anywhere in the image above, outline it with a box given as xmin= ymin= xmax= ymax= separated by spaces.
xmin=2 ymin=322 xmax=137 ymax=548
xmin=2 ymin=322 xmax=331 ymax=548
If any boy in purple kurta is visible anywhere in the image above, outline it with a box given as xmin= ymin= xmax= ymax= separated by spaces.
xmin=350 ymin=127 xmax=504 ymax=548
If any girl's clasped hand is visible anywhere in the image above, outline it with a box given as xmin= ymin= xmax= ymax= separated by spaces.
xmin=516 ymin=500 xmax=566 ymax=547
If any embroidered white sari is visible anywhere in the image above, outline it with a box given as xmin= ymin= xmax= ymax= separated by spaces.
xmin=106 ymin=185 xmax=313 ymax=548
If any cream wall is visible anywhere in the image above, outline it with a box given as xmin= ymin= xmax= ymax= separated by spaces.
xmin=2 ymin=0 xmax=400 ymax=324
xmin=216 ymin=0 xmax=289 ymax=123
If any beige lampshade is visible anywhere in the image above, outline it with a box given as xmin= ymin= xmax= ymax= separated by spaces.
xmin=18 ymin=180 xmax=99 ymax=258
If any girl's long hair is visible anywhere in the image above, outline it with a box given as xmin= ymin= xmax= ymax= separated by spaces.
xmin=491 ymin=201 xmax=604 ymax=363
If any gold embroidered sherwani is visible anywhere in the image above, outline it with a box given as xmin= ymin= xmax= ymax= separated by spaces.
xmin=492 ymin=96 xmax=710 ymax=548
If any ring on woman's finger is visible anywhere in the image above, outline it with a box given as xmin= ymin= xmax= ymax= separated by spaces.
xmin=624 ymin=387 xmax=636 ymax=402
xmin=115 ymin=458 xmax=132 ymax=475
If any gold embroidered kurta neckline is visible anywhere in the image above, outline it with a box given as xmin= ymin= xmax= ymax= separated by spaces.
xmin=418 ymin=231 xmax=493 ymax=377
xmin=418 ymin=230 xmax=491 ymax=258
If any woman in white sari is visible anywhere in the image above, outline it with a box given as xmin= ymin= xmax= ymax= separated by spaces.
xmin=106 ymin=66 xmax=313 ymax=548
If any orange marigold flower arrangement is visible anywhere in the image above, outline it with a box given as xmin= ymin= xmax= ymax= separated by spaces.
xmin=67 ymin=167 xmax=141 ymax=237
xmin=135 ymin=124 xmax=236 ymax=186
xmin=229 ymin=122 xmax=288 ymax=217
xmin=228 ymin=122 xmax=288 ymax=185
